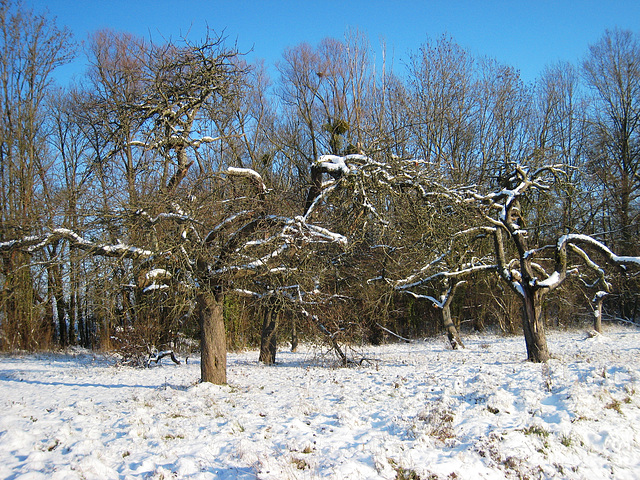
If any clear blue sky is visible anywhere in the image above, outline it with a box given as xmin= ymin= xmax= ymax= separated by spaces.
xmin=26 ymin=0 xmax=640 ymax=85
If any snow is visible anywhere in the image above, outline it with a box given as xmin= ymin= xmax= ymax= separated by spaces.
xmin=142 ymin=283 xmax=170 ymax=293
xmin=536 ymin=271 xmax=561 ymax=289
xmin=227 ymin=167 xmax=267 ymax=193
xmin=315 ymin=155 xmax=351 ymax=176
xmin=146 ymin=269 xmax=171 ymax=281
xmin=2 ymin=326 xmax=640 ymax=479
xmin=559 ymin=234 xmax=640 ymax=267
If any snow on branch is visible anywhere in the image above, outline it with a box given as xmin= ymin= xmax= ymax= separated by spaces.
xmin=143 ymin=283 xmax=170 ymax=293
xmin=566 ymin=243 xmax=612 ymax=292
xmin=396 ymin=226 xmax=496 ymax=288
xmin=395 ymin=251 xmax=450 ymax=287
xmin=298 ymin=218 xmax=348 ymax=245
xmin=315 ymin=154 xmax=352 ymax=176
xmin=402 ymin=290 xmax=443 ymax=306
xmin=209 ymin=214 xmax=347 ymax=277
xmin=397 ymin=263 xmax=497 ymax=291
xmin=559 ymin=234 xmax=640 ymax=268
xmin=467 ymin=163 xmax=568 ymax=226
xmin=212 ymin=244 xmax=290 ymax=276
xmin=205 ymin=210 xmax=255 ymax=243
xmin=0 ymin=228 xmax=155 ymax=260
xmin=135 ymin=209 xmax=201 ymax=226
xmin=312 ymin=154 xmax=395 ymax=180
xmin=226 ymin=166 xmax=267 ymax=194
xmin=302 ymin=181 xmax=339 ymax=222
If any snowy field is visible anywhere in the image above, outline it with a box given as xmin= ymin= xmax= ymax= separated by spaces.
xmin=1 ymin=325 xmax=640 ymax=479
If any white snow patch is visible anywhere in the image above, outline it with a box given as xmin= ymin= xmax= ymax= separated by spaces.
xmin=537 ymin=271 xmax=561 ymax=288
xmin=142 ymin=283 xmax=169 ymax=293
xmin=315 ymin=155 xmax=351 ymax=175
xmin=145 ymin=269 xmax=171 ymax=281
xmin=227 ymin=167 xmax=267 ymax=193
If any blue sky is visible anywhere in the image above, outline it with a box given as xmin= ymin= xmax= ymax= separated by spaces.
xmin=26 ymin=0 xmax=640 ymax=85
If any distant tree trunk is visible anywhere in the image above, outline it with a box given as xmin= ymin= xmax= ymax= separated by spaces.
xmin=442 ymin=304 xmax=464 ymax=350
xmin=521 ymin=287 xmax=550 ymax=362
xmin=259 ymin=302 xmax=278 ymax=364
xmin=441 ymin=280 xmax=465 ymax=349
xmin=47 ymin=258 xmax=68 ymax=348
xmin=3 ymin=252 xmax=38 ymax=350
xmin=197 ymin=290 xmax=227 ymax=384
xmin=68 ymin=257 xmax=77 ymax=346
xmin=593 ymin=292 xmax=608 ymax=334
xmin=594 ymin=302 xmax=603 ymax=334
xmin=291 ymin=314 xmax=299 ymax=352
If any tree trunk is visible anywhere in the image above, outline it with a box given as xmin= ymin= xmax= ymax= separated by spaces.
xmin=49 ymin=262 xmax=68 ymax=348
xmin=442 ymin=304 xmax=464 ymax=349
xmin=68 ymin=254 xmax=78 ymax=346
xmin=521 ymin=288 xmax=550 ymax=362
xmin=593 ymin=292 xmax=608 ymax=334
xmin=594 ymin=301 xmax=603 ymax=334
xmin=197 ymin=291 xmax=227 ymax=384
xmin=291 ymin=314 xmax=298 ymax=352
xmin=259 ymin=305 xmax=278 ymax=364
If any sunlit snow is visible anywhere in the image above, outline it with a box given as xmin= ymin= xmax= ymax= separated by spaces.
xmin=2 ymin=325 xmax=640 ymax=479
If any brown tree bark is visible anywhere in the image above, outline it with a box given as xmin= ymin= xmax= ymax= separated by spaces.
xmin=521 ymin=287 xmax=550 ymax=362
xmin=593 ymin=292 xmax=608 ymax=334
xmin=442 ymin=304 xmax=464 ymax=350
xmin=49 ymin=262 xmax=68 ymax=348
xmin=259 ymin=304 xmax=278 ymax=364
xmin=197 ymin=291 xmax=227 ymax=384
xmin=441 ymin=281 xmax=465 ymax=349
xmin=291 ymin=314 xmax=299 ymax=352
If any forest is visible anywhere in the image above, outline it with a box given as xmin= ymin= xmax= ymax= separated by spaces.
xmin=0 ymin=1 xmax=639 ymax=384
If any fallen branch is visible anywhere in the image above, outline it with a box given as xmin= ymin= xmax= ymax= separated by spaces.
xmin=147 ymin=350 xmax=181 ymax=367
xmin=375 ymin=323 xmax=414 ymax=343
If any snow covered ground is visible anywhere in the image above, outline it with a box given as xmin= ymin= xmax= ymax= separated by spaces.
xmin=1 ymin=325 xmax=640 ymax=479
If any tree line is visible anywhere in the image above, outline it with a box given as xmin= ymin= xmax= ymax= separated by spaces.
xmin=0 ymin=1 xmax=639 ymax=382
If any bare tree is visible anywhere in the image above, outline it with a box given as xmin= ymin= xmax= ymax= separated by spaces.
xmin=475 ymin=58 xmax=533 ymax=185
xmin=0 ymin=1 xmax=74 ymax=349
xmin=583 ymin=29 xmax=640 ymax=256
xmin=444 ymin=165 xmax=639 ymax=361
xmin=407 ymin=35 xmax=478 ymax=183
xmin=306 ymin=150 xmax=640 ymax=361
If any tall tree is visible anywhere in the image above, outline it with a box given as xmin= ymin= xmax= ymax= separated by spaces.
xmin=0 ymin=0 xmax=73 ymax=349
xmin=407 ymin=35 xmax=477 ymax=183
xmin=583 ymin=29 xmax=640 ymax=256
xmin=475 ymin=58 xmax=532 ymax=185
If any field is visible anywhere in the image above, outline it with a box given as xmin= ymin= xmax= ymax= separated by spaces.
xmin=1 ymin=325 xmax=640 ymax=479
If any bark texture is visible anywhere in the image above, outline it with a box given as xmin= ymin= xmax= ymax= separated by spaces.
xmin=198 ymin=291 xmax=227 ymax=384
xmin=259 ymin=306 xmax=278 ymax=364
xmin=442 ymin=304 xmax=465 ymax=350
xmin=521 ymin=288 xmax=550 ymax=362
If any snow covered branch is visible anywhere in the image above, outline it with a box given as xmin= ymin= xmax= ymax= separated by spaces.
xmin=0 ymin=228 xmax=155 ymax=260
xmin=135 ymin=209 xmax=201 ymax=226
xmin=226 ymin=166 xmax=267 ymax=194
xmin=397 ymin=263 xmax=496 ymax=292
xmin=558 ymin=234 xmax=640 ymax=269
